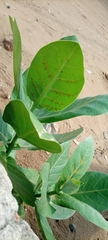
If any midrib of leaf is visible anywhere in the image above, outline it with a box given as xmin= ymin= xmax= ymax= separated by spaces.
xmin=49 ymin=144 xmax=70 ymax=171
xmin=18 ymin=129 xmax=37 ymax=138
xmin=34 ymin=45 xmax=78 ymax=108
xmin=68 ymin=156 xmax=89 ymax=180
xmin=77 ymin=192 xmax=108 ymax=207
xmin=69 ymin=97 xmax=96 ymax=111
xmin=74 ymin=188 xmax=108 ymax=195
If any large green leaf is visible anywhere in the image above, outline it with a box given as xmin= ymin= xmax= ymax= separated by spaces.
xmin=7 ymin=157 xmax=35 ymax=206
xmin=9 ymin=16 xmax=22 ymax=95
xmin=56 ymin=136 xmax=94 ymax=192
xmin=55 ymin=194 xmax=108 ymax=231
xmin=47 ymin=141 xmax=71 ymax=190
xmin=34 ymin=94 xmax=108 ymax=123
xmin=27 ymin=40 xmax=84 ymax=111
xmin=74 ymin=171 xmax=108 ymax=212
xmin=37 ymin=163 xmax=55 ymax=217
xmin=3 ymin=100 xmax=61 ymax=153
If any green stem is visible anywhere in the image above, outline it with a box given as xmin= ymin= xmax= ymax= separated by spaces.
xmin=35 ymin=190 xmax=57 ymax=198
xmin=6 ymin=134 xmax=18 ymax=157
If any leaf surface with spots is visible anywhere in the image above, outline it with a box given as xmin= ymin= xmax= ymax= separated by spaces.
xmin=27 ymin=40 xmax=84 ymax=111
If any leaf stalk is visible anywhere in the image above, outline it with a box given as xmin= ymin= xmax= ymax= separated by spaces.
xmin=6 ymin=134 xmax=18 ymax=157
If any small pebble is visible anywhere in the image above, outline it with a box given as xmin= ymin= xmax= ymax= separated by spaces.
xmin=103 ymin=132 xmax=108 ymax=139
xmin=86 ymin=69 xmax=92 ymax=74
xmin=69 ymin=223 xmax=76 ymax=233
xmin=2 ymin=38 xmax=13 ymax=51
xmin=73 ymin=139 xmax=80 ymax=145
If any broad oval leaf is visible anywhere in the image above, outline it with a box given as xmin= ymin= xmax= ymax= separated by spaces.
xmin=27 ymin=40 xmax=84 ymax=111
xmin=74 ymin=171 xmax=108 ymax=212
xmin=3 ymin=100 xmax=61 ymax=153
xmin=55 ymin=194 xmax=108 ymax=231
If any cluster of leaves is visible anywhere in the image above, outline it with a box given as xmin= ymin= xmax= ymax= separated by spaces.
xmin=0 ymin=17 xmax=108 ymax=240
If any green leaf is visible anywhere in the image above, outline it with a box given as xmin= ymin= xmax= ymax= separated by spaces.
xmin=60 ymin=35 xmax=79 ymax=43
xmin=50 ymin=202 xmax=75 ymax=220
xmin=35 ymin=94 xmax=108 ymax=123
xmin=53 ymin=127 xmax=83 ymax=144
xmin=55 ymin=194 xmax=108 ymax=231
xmin=9 ymin=16 xmax=22 ymax=95
xmin=47 ymin=141 xmax=71 ymax=190
xmin=74 ymin=171 xmax=108 ymax=212
xmin=27 ymin=40 xmax=84 ymax=111
xmin=19 ymin=166 xmax=39 ymax=186
xmin=21 ymin=69 xmax=33 ymax=108
xmin=37 ymin=163 xmax=55 ymax=217
xmin=12 ymin=69 xmax=32 ymax=109
xmin=3 ymin=100 xmax=61 ymax=153
xmin=7 ymin=157 xmax=35 ymax=206
xmin=56 ymin=136 xmax=94 ymax=191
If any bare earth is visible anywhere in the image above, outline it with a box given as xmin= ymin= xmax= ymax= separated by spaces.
xmin=0 ymin=1 xmax=108 ymax=239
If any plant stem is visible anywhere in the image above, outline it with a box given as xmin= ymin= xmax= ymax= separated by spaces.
xmin=6 ymin=133 xmax=18 ymax=157
xmin=35 ymin=190 xmax=57 ymax=198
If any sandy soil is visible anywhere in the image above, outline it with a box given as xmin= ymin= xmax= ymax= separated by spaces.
xmin=0 ymin=0 xmax=108 ymax=239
